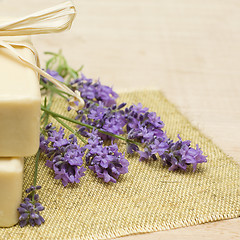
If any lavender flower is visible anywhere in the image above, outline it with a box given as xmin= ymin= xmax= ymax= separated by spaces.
xmin=70 ymin=73 xmax=118 ymax=107
xmin=40 ymin=124 xmax=86 ymax=186
xmin=41 ymin=69 xmax=64 ymax=83
xmin=47 ymin=127 xmax=69 ymax=147
xmin=161 ymin=135 xmax=207 ymax=171
xmin=137 ymin=137 xmax=169 ymax=161
xmin=75 ymin=101 xmax=127 ymax=140
xmin=18 ymin=186 xmax=44 ymax=227
xmin=124 ymin=103 xmax=168 ymax=163
xmin=126 ymin=103 xmax=167 ymax=145
xmin=123 ymin=104 xmax=207 ymax=171
xmin=85 ymin=130 xmax=129 ymax=183
xmin=126 ymin=143 xmax=139 ymax=154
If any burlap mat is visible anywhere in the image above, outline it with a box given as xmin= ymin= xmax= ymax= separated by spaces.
xmin=0 ymin=90 xmax=239 ymax=240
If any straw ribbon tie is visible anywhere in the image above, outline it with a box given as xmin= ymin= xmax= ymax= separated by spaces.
xmin=0 ymin=1 xmax=84 ymax=108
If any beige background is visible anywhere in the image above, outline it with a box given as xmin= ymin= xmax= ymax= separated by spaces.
xmin=0 ymin=0 xmax=239 ymax=239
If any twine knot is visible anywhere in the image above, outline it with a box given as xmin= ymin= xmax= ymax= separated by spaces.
xmin=0 ymin=1 xmax=84 ymax=109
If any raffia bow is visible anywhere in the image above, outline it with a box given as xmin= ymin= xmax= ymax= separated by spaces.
xmin=0 ymin=1 xmax=85 ymax=109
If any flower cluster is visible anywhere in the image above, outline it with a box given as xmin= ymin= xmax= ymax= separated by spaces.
xmin=121 ymin=103 xmax=207 ymax=171
xmin=126 ymin=103 xmax=166 ymax=142
xmin=124 ymin=103 xmax=168 ymax=156
xmin=40 ymin=124 xmax=86 ymax=187
xmin=70 ymin=73 xmax=118 ymax=107
xmin=17 ymin=186 xmax=45 ymax=227
xmin=76 ymin=101 xmax=127 ymax=140
xmin=85 ymin=130 xmax=129 ymax=183
xmin=161 ymin=135 xmax=207 ymax=171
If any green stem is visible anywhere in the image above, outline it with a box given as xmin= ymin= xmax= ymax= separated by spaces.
xmin=44 ymin=51 xmax=58 ymax=56
xmin=54 ymin=117 xmax=87 ymax=144
xmin=43 ymin=92 xmax=54 ymax=126
xmin=41 ymin=81 xmax=70 ymax=99
xmin=33 ymin=150 xmax=40 ymax=186
xmin=32 ymin=149 xmax=40 ymax=202
xmin=41 ymin=106 xmax=141 ymax=146
xmin=40 ymin=97 xmax=47 ymax=121
xmin=44 ymin=50 xmax=82 ymax=81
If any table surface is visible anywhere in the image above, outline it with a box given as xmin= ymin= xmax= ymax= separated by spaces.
xmin=0 ymin=0 xmax=239 ymax=239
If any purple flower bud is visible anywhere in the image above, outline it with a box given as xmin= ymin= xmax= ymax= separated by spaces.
xmin=19 ymin=213 xmax=29 ymax=221
xmin=28 ymin=205 xmax=34 ymax=212
xmin=118 ymin=102 xmax=127 ymax=109
xmin=45 ymin=123 xmax=55 ymax=132
xmin=34 ymin=217 xmax=42 ymax=226
xmin=17 ymin=207 xmax=27 ymax=213
xmin=34 ymin=194 xmax=39 ymax=201
xmin=29 ymin=218 xmax=35 ymax=227
xmin=30 ymin=213 xmax=39 ymax=219
xmin=25 ymin=185 xmax=35 ymax=193
xmin=139 ymin=114 xmax=144 ymax=121
xmin=42 ymin=69 xmax=64 ymax=83
xmin=126 ymin=143 xmax=139 ymax=154
xmin=35 ymin=205 xmax=44 ymax=212
xmin=39 ymin=215 xmax=45 ymax=223
xmin=111 ymin=104 xmax=116 ymax=110
xmin=23 ymin=198 xmax=30 ymax=203
xmin=19 ymin=220 xmax=28 ymax=228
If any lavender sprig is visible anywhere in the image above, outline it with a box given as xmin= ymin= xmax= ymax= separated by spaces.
xmin=161 ymin=135 xmax=207 ymax=171
xmin=40 ymin=124 xmax=86 ymax=187
xmin=18 ymin=150 xmax=45 ymax=227
xmin=18 ymin=186 xmax=45 ymax=227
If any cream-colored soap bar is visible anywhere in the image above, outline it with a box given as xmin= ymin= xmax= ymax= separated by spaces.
xmin=0 ymin=36 xmax=41 ymax=156
xmin=0 ymin=157 xmax=24 ymax=227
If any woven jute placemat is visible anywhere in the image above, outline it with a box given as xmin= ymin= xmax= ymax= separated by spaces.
xmin=0 ymin=90 xmax=239 ymax=240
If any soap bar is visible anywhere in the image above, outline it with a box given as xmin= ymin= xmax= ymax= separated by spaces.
xmin=0 ymin=36 xmax=41 ymax=156
xmin=0 ymin=157 xmax=24 ymax=227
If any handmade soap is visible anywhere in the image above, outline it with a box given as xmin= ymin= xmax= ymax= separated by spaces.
xmin=0 ymin=157 xmax=24 ymax=227
xmin=0 ymin=36 xmax=41 ymax=156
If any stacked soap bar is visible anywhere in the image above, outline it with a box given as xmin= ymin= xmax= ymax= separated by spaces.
xmin=0 ymin=158 xmax=24 ymax=227
xmin=0 ymin=36 xmax=41 ymax=227
xmin=0 ymin=36 xmax=41 ymax=156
